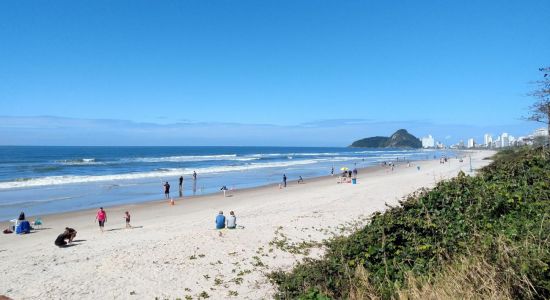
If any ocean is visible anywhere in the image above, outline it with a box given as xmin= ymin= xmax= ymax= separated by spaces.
xmin=0 ymin=146 xmax=455 ymax=221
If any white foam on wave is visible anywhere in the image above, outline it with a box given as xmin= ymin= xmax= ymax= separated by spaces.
xmin=57 ymin=158 xmax=104 ymax=165
xmin=250 ymin=152 xmax=342 ymax=158
xmin=0 ymin=159 xmax=322 ymax=190
xmin=126 ymin=154 xmax=258 ymax=163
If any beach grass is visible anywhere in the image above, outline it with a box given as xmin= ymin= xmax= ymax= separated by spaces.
xmin=269 ymin=146 xmax=550 ymax=299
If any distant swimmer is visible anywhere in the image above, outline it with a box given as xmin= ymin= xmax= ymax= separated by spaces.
xmin=164 ymin=181 xmax=170 ymax=199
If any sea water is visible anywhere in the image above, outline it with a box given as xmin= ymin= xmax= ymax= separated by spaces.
xmin=0 ymin=146 xmax=454 ymax=220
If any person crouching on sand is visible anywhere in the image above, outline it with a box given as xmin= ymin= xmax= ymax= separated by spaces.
xmin=96 ymin=207 xmax=107 ymax=232
xmin=124 ymin=211 xmax=131 ymax=228
xmin=55 ymin=227 xmax=77 ymax=247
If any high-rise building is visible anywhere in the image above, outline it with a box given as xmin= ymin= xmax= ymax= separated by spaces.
xmin=421 ymin=135 xmax=435 ymax=148
xmin=534 ymin=128 xmax=549 ymax=137
xmin=501 ymin=133 xmax=509 ymax=147
xmin=467 ymin=138 xmax=475 ymax=148
xmin=494 ymin=136 xmax=502 ymax=148
xmin=484 ymin=134 xmax=493 ymax=148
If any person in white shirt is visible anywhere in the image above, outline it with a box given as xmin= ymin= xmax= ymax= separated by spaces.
xmin=226 ymin=211 xmax=237 ymax=229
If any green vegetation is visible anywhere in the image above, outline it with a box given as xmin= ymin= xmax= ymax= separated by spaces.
xmin=350 ymin=129 xmax=422 ymax=148
xmin=270 ymin=147 xmax=550 ymax=299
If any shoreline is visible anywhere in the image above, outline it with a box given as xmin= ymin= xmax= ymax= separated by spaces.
xmin=0 ymin=159 xmax=394 ymax=226
xmin=0 ymin=150 xmax=495 ymax=299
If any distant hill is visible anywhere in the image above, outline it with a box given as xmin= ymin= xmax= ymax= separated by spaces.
xmin=350 ymin=129 xmax=422 ymax=148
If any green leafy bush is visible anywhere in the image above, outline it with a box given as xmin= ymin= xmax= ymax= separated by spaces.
xmin=270 ymin=147 xmax=550 ymax=299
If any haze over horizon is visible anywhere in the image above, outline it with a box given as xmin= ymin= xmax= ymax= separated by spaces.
xmin=1 ymin=1 xmax=548 ymax=146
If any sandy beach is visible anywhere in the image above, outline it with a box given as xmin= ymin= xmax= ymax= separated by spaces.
xmin=0 ymin=150 xmax=495 ymax=300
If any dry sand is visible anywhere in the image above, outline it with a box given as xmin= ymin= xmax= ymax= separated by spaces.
xmin=0 ymin=150 xmax=495 ymax=299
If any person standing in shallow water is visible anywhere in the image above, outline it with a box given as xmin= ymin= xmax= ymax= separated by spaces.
xmin=163 ymin=181 xmax=170 ymax=199
xmin=283 ymin=174 xmax=287 ymax=187
xmin=179 ymin=176 xmax=183 ymax=191
xmin=193 ymin=171 xmax=197 ymax=181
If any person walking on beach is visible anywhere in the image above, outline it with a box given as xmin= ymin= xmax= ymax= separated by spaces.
xmin=352 ymin=168 xmax=358 ymax=177
xmin=283 ymin=174 xmax=287 ymax=187
xmin=179 ymin=176 xmax=183 ymax=191
xmin=193 ymin=171 xmax=197 ymax=181
xmin=163 ymin=181 xmax=170 ymax=199
xmin=331 ymin=167 xmax=334 ymax=176
xmin=124 ymin=211 xmax=132 ymax=229
xmin=96 ymin=207 xmax=107 ymax=232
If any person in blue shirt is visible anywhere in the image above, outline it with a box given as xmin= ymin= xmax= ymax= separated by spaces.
xmin=215 ymin=211 xmax=226 ymax=229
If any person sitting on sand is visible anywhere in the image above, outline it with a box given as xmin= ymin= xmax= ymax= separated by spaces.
xmin=18 ymin=211 xmax=25 ymax=221
xmin=215 ymin=211 xmax=226 ymax=229
xmin=226 ymin=211 xmax=237 ymax=229
xmin=124 ymin=211 xmax=132 ymax=228
xmin=55 ymin=227 xmax=77 ymax=247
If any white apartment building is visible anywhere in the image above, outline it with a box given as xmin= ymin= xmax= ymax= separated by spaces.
xmin=421 ymin=135 xmax=435 ymax=148
xmin=501 ymin=133 xmax=509 ymax=148
xmin=467 ymin=138 xmax=475 ymax=148
xmin=484 ymin=134 xmax=493 ymax=147
xmin=534 ymin=128 xmax=549 ymax=137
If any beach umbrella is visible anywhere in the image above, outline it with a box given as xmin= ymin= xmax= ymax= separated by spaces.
xmin=340 ymin=167 xmax=349 ymax=171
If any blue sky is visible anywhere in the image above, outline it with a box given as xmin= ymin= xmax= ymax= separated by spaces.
xmin=0 ymin=1 xmax=548 ymax=146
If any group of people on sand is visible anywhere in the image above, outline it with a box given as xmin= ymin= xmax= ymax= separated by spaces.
xmin=51 ymin=207 xmax=131 ymax=247
xmin=94 ymin=207 xmax=132 ymax=233
xmin=215 ymin=210 xmax=238 ymax=230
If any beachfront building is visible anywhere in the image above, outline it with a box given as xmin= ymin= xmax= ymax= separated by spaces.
xmin=421 ymin=135 xmax=435 ymax=148
xmin=467 ymin=138 xmax=475 ymax=148
xmin=501 ymin=133 xmax=510 ymax=148
xmin=534 ymin=127 xmax=549 ymax=137
xmin=484 ymin=134 xmax=493 ymax=148
xmin=493 ymin=136 xmax=501 ymax=148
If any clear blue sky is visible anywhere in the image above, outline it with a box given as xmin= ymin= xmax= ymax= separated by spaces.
xmin=0 ymin=1 xmax=548 ymax=146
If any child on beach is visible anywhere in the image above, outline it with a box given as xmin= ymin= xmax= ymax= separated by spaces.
xmin=124 ymin=211 xmax=131 ymax=228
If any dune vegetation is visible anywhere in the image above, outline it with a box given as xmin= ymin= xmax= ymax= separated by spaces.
xmin=270 ymin=147 xmax=550 ymax=299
